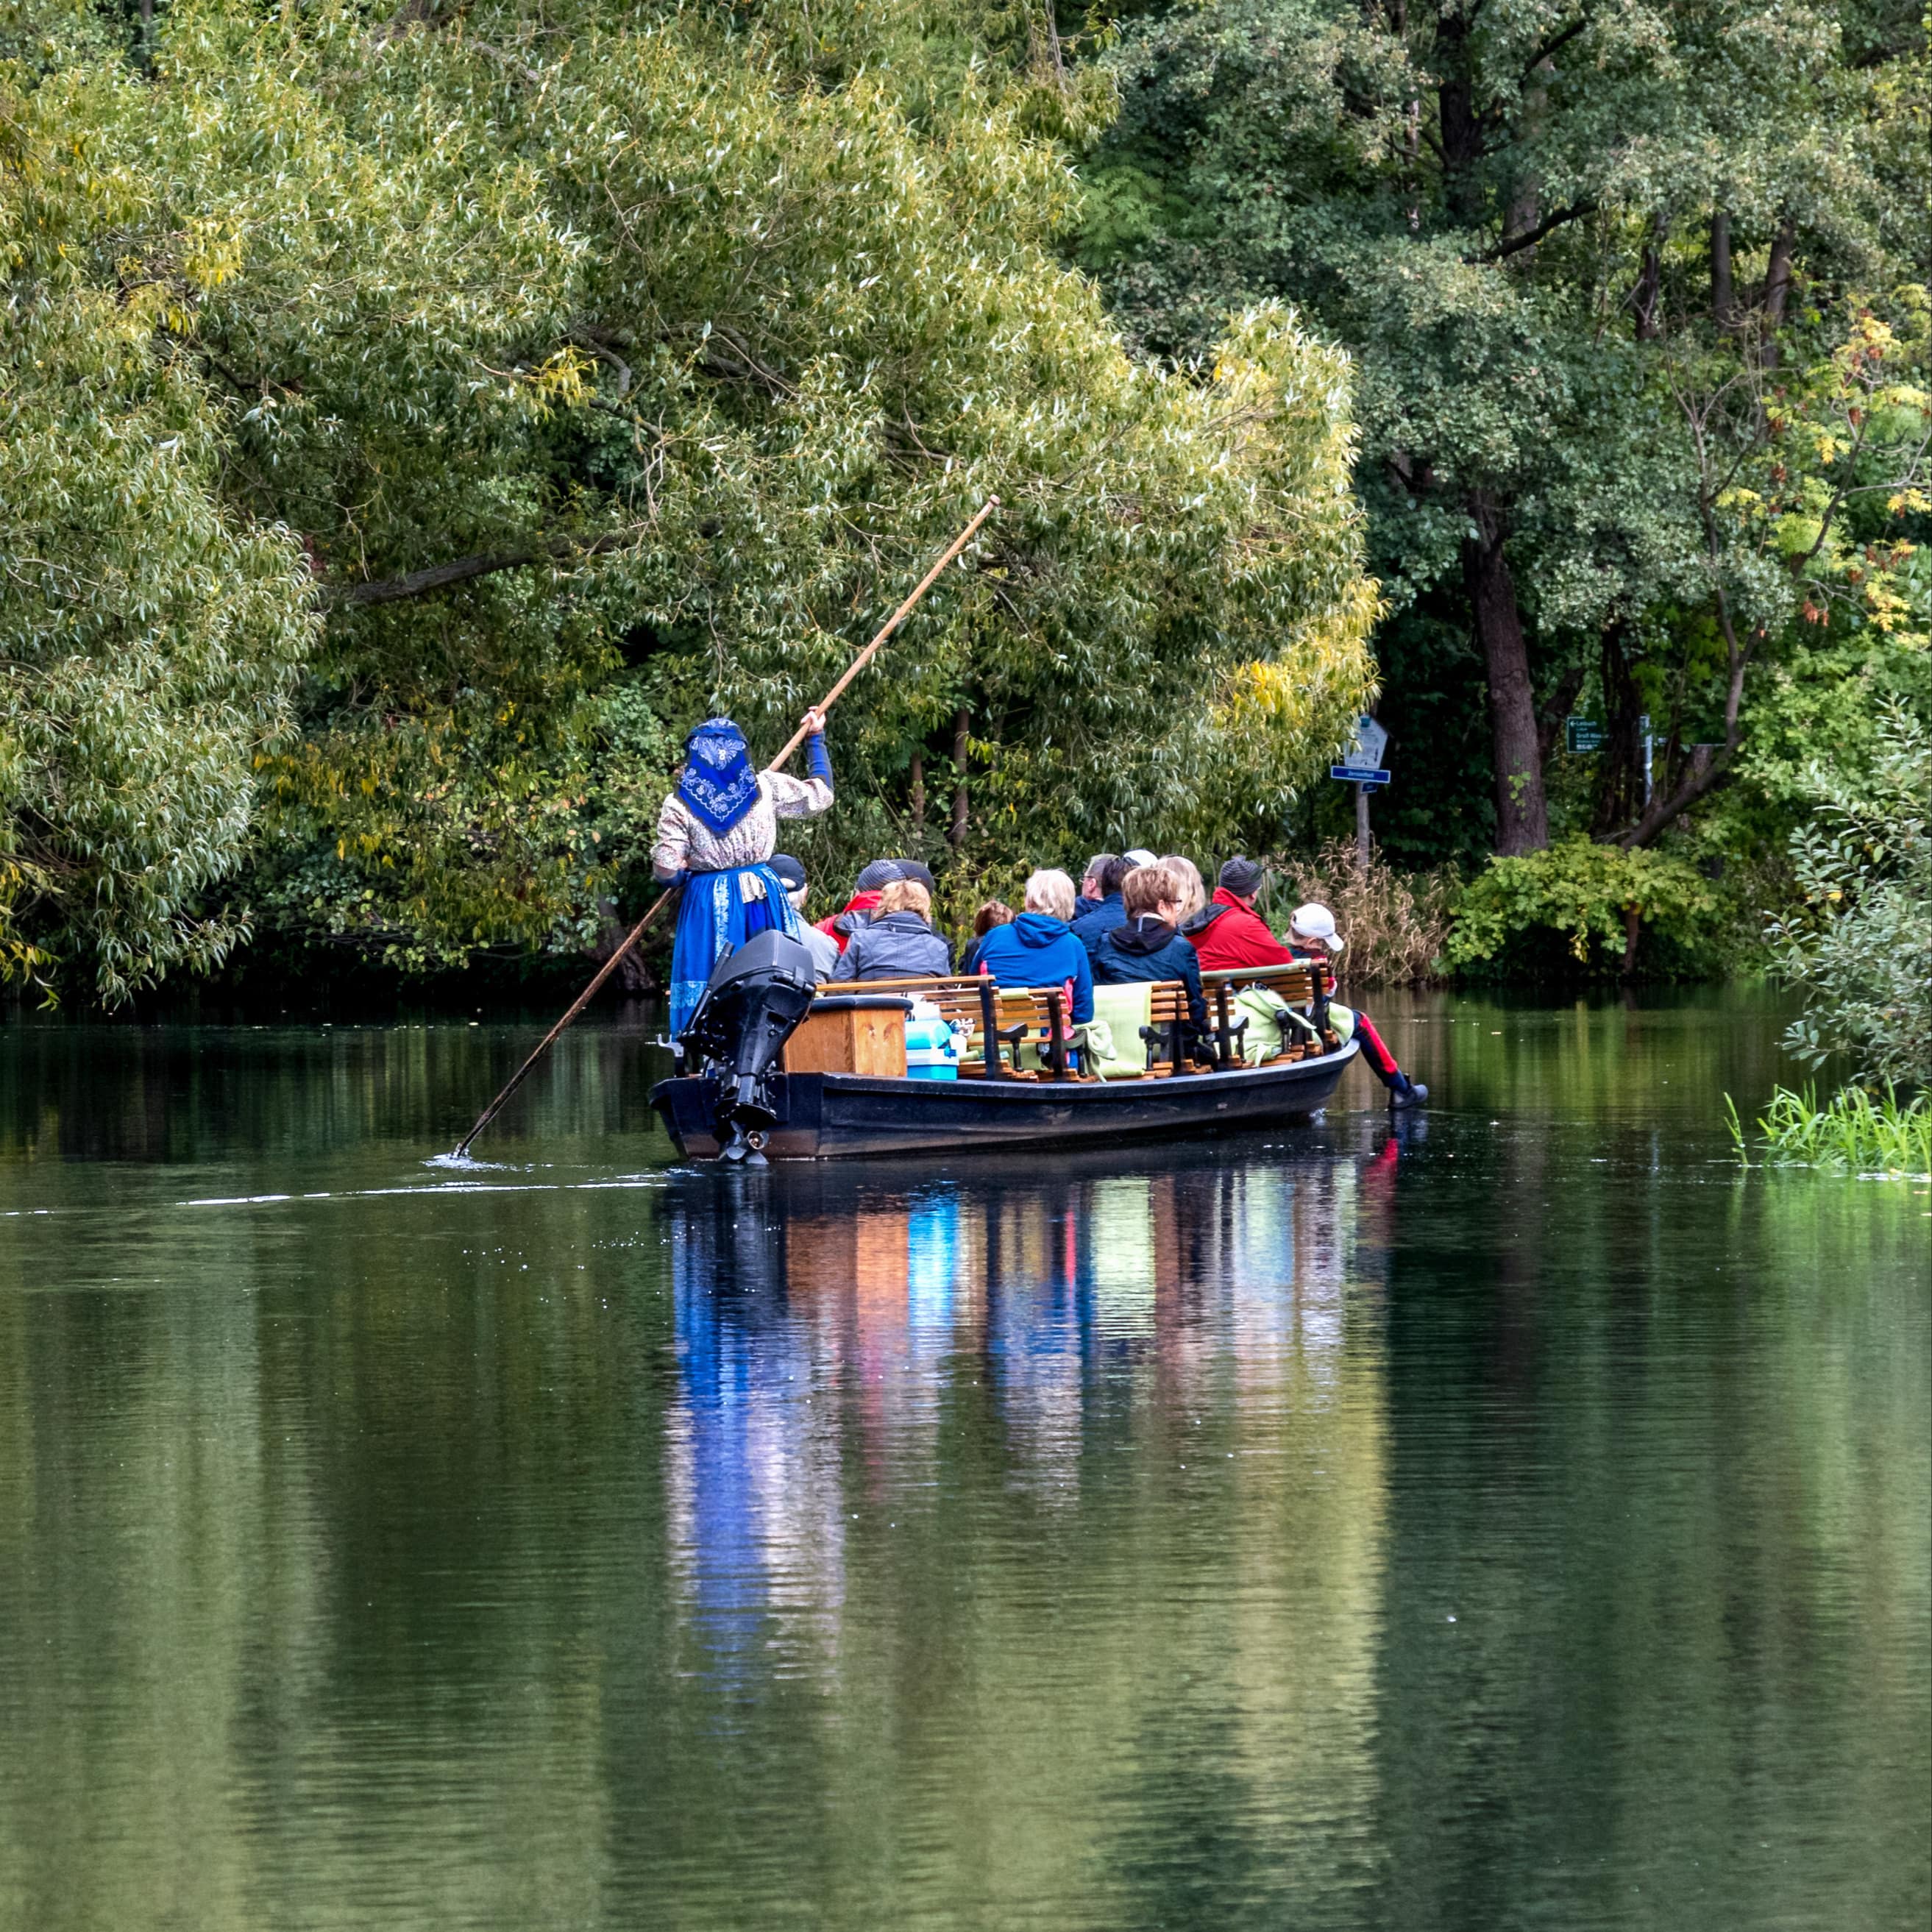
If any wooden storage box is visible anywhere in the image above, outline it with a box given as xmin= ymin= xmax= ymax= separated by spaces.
xmin=783 ymin=1001 xmax=908 ymax=1078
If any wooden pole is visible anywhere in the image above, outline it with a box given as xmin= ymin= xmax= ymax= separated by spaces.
xmin=448 ymin=497 xmax=999 ymax=1157
xmin=764 ymin=498 xmax=999 ymax=772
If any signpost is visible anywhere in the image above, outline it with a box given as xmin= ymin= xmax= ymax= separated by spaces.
xmin=1565 ymin=713 xmax=1653 ymax=803
xmin=1331 ymin=715 xmax=1390 ymax=869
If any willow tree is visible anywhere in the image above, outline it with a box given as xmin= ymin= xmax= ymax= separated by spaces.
xmin=1 ymin=0 xmax=1375 ymax=992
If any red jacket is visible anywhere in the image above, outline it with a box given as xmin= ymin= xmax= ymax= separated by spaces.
xmin=817 ymin=890 xmax=884 ymax=955
xmin=1184 ymin=889 xmax=1296 ymax=971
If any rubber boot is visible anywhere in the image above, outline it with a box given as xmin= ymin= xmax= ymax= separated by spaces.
xmin=1387 ymin=1073 xmax=1427 ymax=1111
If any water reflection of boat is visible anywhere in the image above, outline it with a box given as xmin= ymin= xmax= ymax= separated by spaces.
xmin=661 ymin=1143 xmax=1395 ymax=1683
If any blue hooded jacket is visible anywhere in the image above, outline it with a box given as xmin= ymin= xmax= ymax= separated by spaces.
xmin=971 ymin=912 xmax=1094 ymax=1022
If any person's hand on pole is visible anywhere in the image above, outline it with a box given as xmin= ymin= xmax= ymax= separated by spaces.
xmin=801 ymin=706 xmax=828 ymax=736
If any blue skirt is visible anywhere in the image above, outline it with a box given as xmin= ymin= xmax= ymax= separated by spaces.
xmin=670 ymin=864 xmax=805 ymax=1037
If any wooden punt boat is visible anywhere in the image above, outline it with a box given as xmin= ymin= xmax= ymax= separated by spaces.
xmin=650 ymin=1037 xmax=1358 ymax=1161
xmin=649 ymin=951 xmax=1360 ymax=1163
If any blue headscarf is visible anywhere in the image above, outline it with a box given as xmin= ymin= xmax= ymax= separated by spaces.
xmin=677 ymin=717 xmax=761 ymax=837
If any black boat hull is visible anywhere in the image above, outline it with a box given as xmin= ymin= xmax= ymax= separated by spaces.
xmin=650 ymin=1042 xmax=1359 ymax=1161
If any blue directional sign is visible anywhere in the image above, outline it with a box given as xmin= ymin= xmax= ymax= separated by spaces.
xmin=1332 ymin=715 xmax=1391 ymax=786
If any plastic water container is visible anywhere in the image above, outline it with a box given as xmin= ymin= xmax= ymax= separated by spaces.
xmin=905 ymin=1012 xmax=961 ymax=1081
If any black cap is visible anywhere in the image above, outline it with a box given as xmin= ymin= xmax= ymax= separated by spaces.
xmin=884 ymin=858 xmax=937 ymax=892
xmin=1218 ymin=856 xmax=1265 ymax=896
xmin=768 ymin=853 xmax=808 ymax=891
xmin=853 ymin=859 xmax=903 ymax=893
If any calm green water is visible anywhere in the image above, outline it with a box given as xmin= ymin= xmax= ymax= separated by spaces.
xmin=0 ymin=991 xmax=1925 ymax=1932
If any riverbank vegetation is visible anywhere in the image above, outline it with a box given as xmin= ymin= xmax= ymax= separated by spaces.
xmin=1729 ymin=1085 xmax=1932 ymax=1177
xmin=1 ymin=0 xmax=1927 ymax=1013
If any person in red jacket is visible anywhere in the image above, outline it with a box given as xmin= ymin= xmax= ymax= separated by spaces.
xmin=815 ymin=859 xmax=900 ymax=955
xmin=1184 ymin=857 xmax=1297 ymax=970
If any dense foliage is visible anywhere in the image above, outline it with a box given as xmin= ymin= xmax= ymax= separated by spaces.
xmin=1 ymin=0 xmax=1376 ymax=998
xmin=1443 ymin=838 xmax=1722 ymax=978
xmin=1766 ymin=703 xmax=1931 ymax=1087
xmin=1080 ymin=0 xmax=1932 ymax=867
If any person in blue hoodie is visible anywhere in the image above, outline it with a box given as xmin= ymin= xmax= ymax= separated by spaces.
xmin=1069 ymin=854 xmax=1132 ymax=962
xmin=970 ymin=868 xmax=1095 ymax=1022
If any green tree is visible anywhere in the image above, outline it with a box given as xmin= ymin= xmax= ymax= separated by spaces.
xmin=0 ymin=79 xmax=316 ymax=1000
xmin=1766 ymin=702 xmax=1931 ymax=1087
xmin=1081 ymin=0 xmax=1931 ymax=859
xmin=2 ymin=0 xmax=1378 ymax=992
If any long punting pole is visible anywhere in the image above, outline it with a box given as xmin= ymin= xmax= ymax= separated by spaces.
xmin=448 ymin=497 xmax=1000 ymax=1157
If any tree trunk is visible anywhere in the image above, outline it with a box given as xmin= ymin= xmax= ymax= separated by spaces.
xmin=1763 ymin=220 xmax=1795 ymax=324
xmin=1591 ymin=623 xmax=1646 ymax=835
xmin=1502 ymin=62 xmax=1552 ymax=251
xmin=1633 ymin=219 xmax=1663 ymax=339
xmin=909 ymin=750 xmax=926 ymax=828
xmin=1463 ymin=494 xmax=1549 ymax=855
xmin=1435 ymin=11 xmax=1483 ymax=224
xmin=1760 ymin=218 xmax=1796 ymax=367
xmin=1536 ymin=662 xmax=1587 ymax=770
xmin=948 ymin=706 xmax=970 ymax=850
xmin=1711 ymin=209 xmax=1734 ymax=329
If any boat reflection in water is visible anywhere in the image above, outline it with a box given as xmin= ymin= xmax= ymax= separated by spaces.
xmin=663 ymin=1126 xmax=1418 ymax=1852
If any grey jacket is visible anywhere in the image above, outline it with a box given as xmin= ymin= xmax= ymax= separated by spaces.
xmin=799 ymin=921 xmax=841 ymax=981
xmin=832 ymin=910 xmax=953 ymax=981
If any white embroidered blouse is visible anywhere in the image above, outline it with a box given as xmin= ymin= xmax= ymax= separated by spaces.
xmin=652 ymin=770 xmax=833 ymax=889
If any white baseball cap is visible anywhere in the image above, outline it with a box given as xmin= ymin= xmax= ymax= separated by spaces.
xmin=1123 ymin=848 xmax=1158 ymax=867
xmin=1290 ymin=903 xmax=1345 ymax=953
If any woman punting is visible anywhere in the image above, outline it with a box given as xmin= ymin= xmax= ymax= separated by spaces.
xmin=653 ymin=708 xmax=835 ymax=1037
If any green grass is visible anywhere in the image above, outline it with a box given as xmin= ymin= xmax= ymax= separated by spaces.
xmin=1727 ymin=1084 xmax=1932 ymax=1177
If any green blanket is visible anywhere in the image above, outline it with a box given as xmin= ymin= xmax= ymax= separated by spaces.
xmin=1085 ymin=983 xmax=1153 ymax=1079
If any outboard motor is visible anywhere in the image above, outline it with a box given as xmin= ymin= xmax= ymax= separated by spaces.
xmin=677 ymin=928 xmax=820 ymax=1162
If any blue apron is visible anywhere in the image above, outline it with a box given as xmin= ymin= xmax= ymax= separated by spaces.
xmin=669 ymin=864 xmax=806 ymax=1037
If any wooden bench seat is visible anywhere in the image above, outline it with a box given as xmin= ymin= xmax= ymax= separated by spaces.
xmin=1196 ymin=960 xmax=1336 ymax=1064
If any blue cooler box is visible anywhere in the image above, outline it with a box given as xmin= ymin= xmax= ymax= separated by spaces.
xmin=905 ymin=1015 xmax=961 ymax=1080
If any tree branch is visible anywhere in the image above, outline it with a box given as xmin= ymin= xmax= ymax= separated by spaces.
xmin=331 ymin=532 xmax=630 ymax=606
xmin=1522 ymin=17 xmax=1587 ymax=81
xmin=1469 ymin=199 xmax=1594 ymax=263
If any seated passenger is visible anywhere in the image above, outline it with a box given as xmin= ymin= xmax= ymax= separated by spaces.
xmin=959 ymin=900 xmax=1014 ymax=976
xmin=1093 ymin=863 xmax=1209 ymax=1034
xmin=1070 ymin=856 xmax=1132 ymax=960
xmin=1161 ymin=855 xmax=1209 ymax=926
xmin=833 ymin=877 xmax=953 ymax=981
xmin=1285 ymin=902 xmax=1427 ymax=1110
xmin=816 ymin=858 xmax=900 ymax=955
xmin=1187 ymin=856 xmax=1296 ymax=970
xmin=769 ymin=853 xmax=839 ymax=981
xmin=1073 ymin=852 xmax=1118 ymax=925
xmin=970 ymin=869 xmax=1095 ymax=1023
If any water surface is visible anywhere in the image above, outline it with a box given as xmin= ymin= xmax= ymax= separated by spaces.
xmin=1 ymin=991 xmax=1925 ymax=1931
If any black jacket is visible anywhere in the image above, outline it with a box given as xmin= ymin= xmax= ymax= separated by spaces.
xmin=1093 ymin=916 xmax=1209 ymax=1031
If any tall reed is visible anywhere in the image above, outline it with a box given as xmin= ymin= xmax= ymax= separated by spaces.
xmin=1262 ymin=840 xmax=1455 ymax=987
xmin=1727 ymin=1084 xmax=1932 ymax=1177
